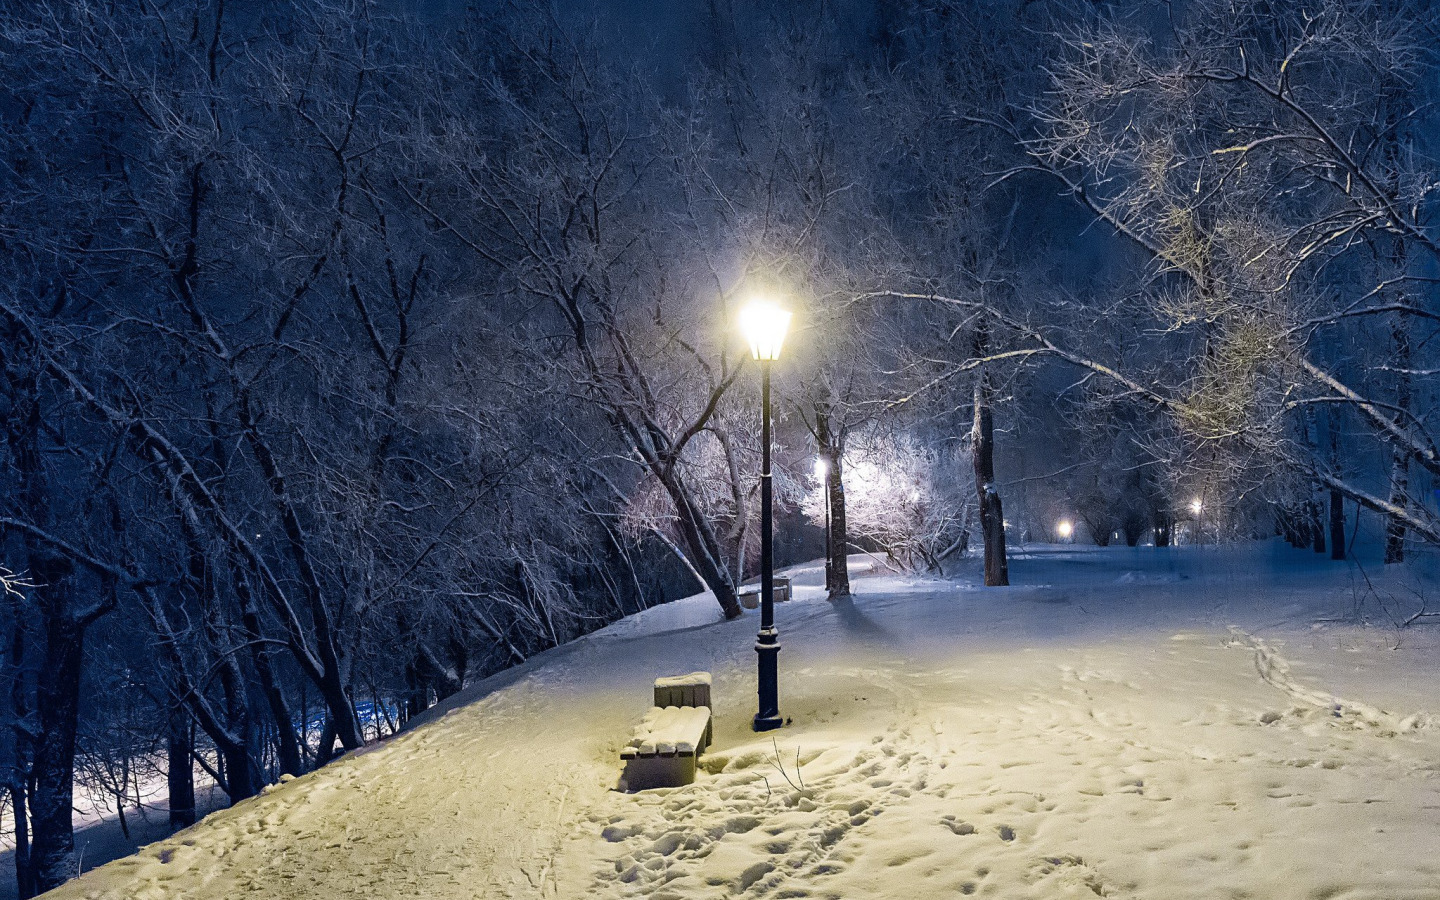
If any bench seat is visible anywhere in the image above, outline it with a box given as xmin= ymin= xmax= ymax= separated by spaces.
xmin=620 ymin=705 xmax=712 ymax=790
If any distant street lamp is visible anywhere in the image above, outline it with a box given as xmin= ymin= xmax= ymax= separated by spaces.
xmin=815 ymin=457 xmax=832 ymax=593
xmin=1057 ymin=520 xmax=1073 ymax=542
xmin=740 ymin=298 xmax=791 ymax=732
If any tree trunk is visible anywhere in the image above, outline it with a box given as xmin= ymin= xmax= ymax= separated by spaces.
xmin=714 ymin=428 xmax=751 ymax=592
xmin=6 ymin=588 xmax=35 ymax=899
xmin=219 ymin=741 xmax=261 ymax=803
xmin=313 ymin=668 xmax=362 ymax=762
xmin=1090 ymin=521 xmax=1111 ymax=547
xmin=10 ymin=781 xmax=33 ymax=899
xmin=1122 ymin=516 xmax=1143 ymax=546
xmin=826 ymin=459 xmax=852 ymax=597
xmin=401 ymin=660 xmax=427 ymax=725
xmin=813 ymin=404 xmax=850 ymax=599
xmin=29 ymin=563 xmax=83 ymax=894
xmin=1309 ymin=499 xmax=1326 ymax=554
xmin=234 ymin=571 xmax=302 ymax=777
xmin=316 ymin=715 xmax=340 ymax=767
xmin=1279 ymin=507 xmax=1304 ymax=548
xmin=972 ymin=372 xmax=1008 ymax=586
xmin=1329 ymin=488 xmax=1346 ymax=561
xmin=167 ymin=706 xmax=196 ymax=829
xmin=146 ymin=581 xmax=263 ymax=806
xmin=1154 ymin=508 xmax=1172 ymax=547
xmin=1384 ymin=316 xmax=1412 ymax=564
xmin=568 ymin=322 xmax=742 ymax=619
xmin=215 ymin=653 xmax=262 ymax=804
xmin=250 ymin=651 xmax=302 ymax=777
xmin=4 ymin=342 xmax=43 ymax=898
xmin=1326 ymin=411 xmax=1347 ymax=562
xmin=656 ymin=472 xmax=743 ymax=618
xmin=1384 ymin=451 xmax=1409 ymax=564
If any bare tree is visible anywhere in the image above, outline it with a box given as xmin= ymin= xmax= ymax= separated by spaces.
xmin=902 ymin=0 xmax=1440 ymax=554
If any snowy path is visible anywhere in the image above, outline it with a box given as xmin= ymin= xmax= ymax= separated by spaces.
xmin=46 ymin=545 xmax=1440 ymax=900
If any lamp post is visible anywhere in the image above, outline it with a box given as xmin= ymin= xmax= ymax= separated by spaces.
xmin=815 ymin=457 xmax=832 ymax=593
xmin=740 ymin=299 xmax=791 ymax=733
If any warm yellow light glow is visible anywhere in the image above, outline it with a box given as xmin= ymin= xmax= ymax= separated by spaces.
xmin=1190 ymin=498 xmax=1203 ymax=514
xmin=739 ymin=299 xmax=792 ymax=361
xmin=1057 ymin=520 xmax=1073 ymax=539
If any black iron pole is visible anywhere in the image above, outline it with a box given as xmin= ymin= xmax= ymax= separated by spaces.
xmin=754 ymin=359 xmax=782 ymax=731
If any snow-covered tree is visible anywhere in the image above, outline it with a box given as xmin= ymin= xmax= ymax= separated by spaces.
xmin=803 ymin=427 xmax=973 ymax=572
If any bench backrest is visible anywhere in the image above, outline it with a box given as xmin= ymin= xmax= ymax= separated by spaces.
xmin=654 ymin=671 xmax=711 ymax=709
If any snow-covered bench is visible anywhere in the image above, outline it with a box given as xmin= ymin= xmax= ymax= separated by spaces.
xmin=620 ymin=672 xmax=713 ymax=790
xmin=738 ymin=576 xmax=792 ymax=610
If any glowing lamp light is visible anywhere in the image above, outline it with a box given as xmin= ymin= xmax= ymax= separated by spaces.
xmin=1190 ymin=498 xmax=1203 ymax=515
xmin=739 ymin=299 xmax=792 ymax=361
xmin=1057 ymin=520 xmax=1073 ymax=539
xmin=814 ymin=457 xmax=829 ymax=480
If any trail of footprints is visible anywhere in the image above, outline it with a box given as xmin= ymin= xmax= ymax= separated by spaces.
xmin=586 ymin=729 xmax=1110 ymax=898
xmin=1231 ymin=627 xmax=1432 ymax=736
xmin=580 ymin=644 xmax=1432 ymax=898
xmin=588 ymin=732 xmax=932 ymax=898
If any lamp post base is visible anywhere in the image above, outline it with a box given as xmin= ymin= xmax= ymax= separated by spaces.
xmin=752 ymin=713 xmax=784 ymax=732
xmin=753 ymin=628 xmax=782 ymax=731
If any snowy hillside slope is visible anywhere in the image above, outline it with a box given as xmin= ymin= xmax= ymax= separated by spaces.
xmin=41 ymin=543 xmax=1440 ymax=899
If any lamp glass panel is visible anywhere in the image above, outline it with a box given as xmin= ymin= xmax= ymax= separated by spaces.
xmin=740 ymin=301 xmax=792 ymax=361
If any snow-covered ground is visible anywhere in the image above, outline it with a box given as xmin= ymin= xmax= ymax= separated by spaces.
xmin=40 ymin=542 xmax=1440 ymax=899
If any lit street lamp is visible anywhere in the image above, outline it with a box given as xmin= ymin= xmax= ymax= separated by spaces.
xmin=740 ymin=298 xmax=791 ymax=732
xmin=1057 ymin=520 xmax=1073 ymax=542
xmin=815 ymin=457 xmax=832 ymax=593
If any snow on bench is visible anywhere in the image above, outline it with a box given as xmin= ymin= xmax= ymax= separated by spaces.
xmin=620 ymin=673 xmax=714 ymax=790
xmin=653 ymin=671 xmax=712 ymax=710
xmin=620 ymin=706 xmax=712 ymax=790
xmin=738 ymin=576 xmax=792 ymax=610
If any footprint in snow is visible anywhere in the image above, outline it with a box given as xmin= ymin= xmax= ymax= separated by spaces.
xmin=939 ymin=814 xmax=976 ymax=835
